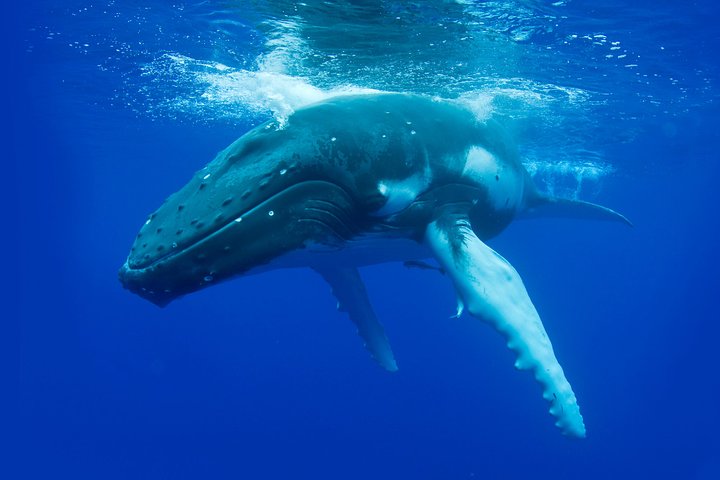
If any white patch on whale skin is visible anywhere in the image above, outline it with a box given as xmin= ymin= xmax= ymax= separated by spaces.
xmin=463 ymin=146 xmax=523 ymax=210
xmin=373 ymin=171 xmax=431 ymax=217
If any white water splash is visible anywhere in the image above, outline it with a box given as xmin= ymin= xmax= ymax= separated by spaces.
xmin=141 ymin=53 xmax=380 ymax=124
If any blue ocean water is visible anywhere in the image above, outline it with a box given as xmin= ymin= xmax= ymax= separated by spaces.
xmin=9 ymin=1 xmax=720 ymax=478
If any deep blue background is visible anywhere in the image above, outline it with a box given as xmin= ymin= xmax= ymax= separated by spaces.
xmin=9 ymin=2 xmax=720 ymax=479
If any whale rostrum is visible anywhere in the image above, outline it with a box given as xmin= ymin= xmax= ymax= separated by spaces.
xmin=119 ymin=93 xmax=630 ymax=437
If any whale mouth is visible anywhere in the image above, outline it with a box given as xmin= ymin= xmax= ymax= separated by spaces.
xmin=125 ymin=178 xmax=348 ymax=271
xmin=119 ymin=180 xmax=360 ymax=306
xmin=122 ymin=181 xmax=303 ymax=277
xmin=117 ymin=214 xmax=243 ymax=307
xmin=119 ymin=186 xmax=293 ymax=306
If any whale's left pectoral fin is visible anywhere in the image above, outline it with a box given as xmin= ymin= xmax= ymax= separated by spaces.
xmin=314 ymin=267 xmax=398 ymax=372
xmin=425 ymin=215 xmax=586 ymax=437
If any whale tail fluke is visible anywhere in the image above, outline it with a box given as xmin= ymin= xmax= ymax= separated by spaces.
xmin=520 ymin=195 xmax=632 ymax=227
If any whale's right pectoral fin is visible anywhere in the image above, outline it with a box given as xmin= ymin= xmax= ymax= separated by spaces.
xmin=425 ymin=215 xmax=586 ymax=437
xmin=315 ymin=267 xmax=398 ymax=372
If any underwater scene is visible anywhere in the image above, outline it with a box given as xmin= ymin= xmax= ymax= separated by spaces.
xmin=10 ymin=1 xmax=720 ymax=478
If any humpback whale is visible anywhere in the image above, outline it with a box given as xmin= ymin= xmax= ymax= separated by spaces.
xmin=119 ymin=93 xmax=630 ymax=437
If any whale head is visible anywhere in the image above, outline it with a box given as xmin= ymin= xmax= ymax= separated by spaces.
xmin=118 ymin=121 xmax=366 ymax=307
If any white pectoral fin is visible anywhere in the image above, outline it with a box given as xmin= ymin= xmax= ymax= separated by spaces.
xmin=425 ymin=217 xmax=586 ymax=437
xmin=314 ymin=267 xmax=398 ymax=372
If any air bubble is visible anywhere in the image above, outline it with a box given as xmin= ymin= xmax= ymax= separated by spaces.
xmin=280 ymin=169 xmax=287 ymax=175
xmin=203 ymin=173 xmax=211 ymax=180
xmin=172 ymin=242 xmax=178 ymax=248
xmin=203 ymin=275 xmax=214 ymax=282
xmin=234 ymin=217 xmax=243 ymax=223
xmin=268 ymin=210 xmax=275 ymax=217
xmin=410 ymin=130 xmax=416 ymax=135
xmin=331 ymin=137 xmax=337 ymax=142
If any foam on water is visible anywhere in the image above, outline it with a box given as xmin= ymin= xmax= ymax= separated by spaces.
xmin=140 ymin=53 xmax=380 ymax=124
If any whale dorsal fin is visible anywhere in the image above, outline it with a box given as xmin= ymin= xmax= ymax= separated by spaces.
xmin=314 ymin=267 xmax=398 ymax=372
xmin=425 ymin=214 xmax=586 ymax=437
